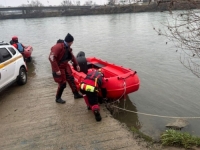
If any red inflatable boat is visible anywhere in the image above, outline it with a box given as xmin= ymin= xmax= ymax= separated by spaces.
xmin=71 ymin=57 xmax=140 ymax=100
xmin=23 ymin=46 xmax=33 ymax=62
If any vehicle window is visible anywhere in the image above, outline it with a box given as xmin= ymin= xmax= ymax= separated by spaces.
xmin=0 ymin=48 xmax=12 ymax=62
xmin=0 ymin=56 xmax=2 ymax=63
xmin=8 ymin=47 xmax=16 ymax=55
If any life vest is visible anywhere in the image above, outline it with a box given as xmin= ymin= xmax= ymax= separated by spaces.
xmin=59 ymin=43 xmax=72 ymax=64
xmin=80 ymin=71 xmax=103 ymax=92
xmin=16 ymin=43 xmax=24 ymax=52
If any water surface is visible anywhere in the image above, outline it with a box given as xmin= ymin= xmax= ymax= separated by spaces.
xmin=1 ymin=12 xmax=199 ymax=139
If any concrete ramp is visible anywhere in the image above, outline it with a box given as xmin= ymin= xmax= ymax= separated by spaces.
xmin=0 ymin=77 xmax=148 ymax=150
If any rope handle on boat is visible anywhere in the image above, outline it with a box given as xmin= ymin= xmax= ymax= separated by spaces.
xmin=105 ymin=71 xmax=135 ymax=105
xmin=117 ymin=71 xmax=137 ymax=80
xmin=111 ymin=105 xmax=200 ymax=119
xmin=105 ymin=79 xmax=127 ymax=105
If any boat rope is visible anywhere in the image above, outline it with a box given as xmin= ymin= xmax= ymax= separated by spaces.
xmin=106 ymin=78 xmax=127 ymax=105
xmin=111 ymin=105 xmax=200 ymax=119
xmin=106 ymin=74 xmax=200 ymax=119
xmin=107 ymin=72 xmax=137 ymax=104
xmin=108 ymin=92 xmax=200 ymax=119
xmin=115 ymin=72 xmax=137 ymax=106
xmin=118 ymin=78 xmax=127 ymax=103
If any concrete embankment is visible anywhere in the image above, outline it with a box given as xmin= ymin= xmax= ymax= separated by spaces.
xmin=0 ymin=77 xmax=152 ymax=150
xmin=0 ymin=71 xmax=194 ymax=149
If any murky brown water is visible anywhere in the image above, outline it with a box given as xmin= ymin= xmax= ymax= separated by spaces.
xmin=1 ymin=12 xmax=200 ymax=139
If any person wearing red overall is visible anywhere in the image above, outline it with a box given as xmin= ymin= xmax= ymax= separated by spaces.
xmin=80 ymin=69 xmax=107 ymax=121
xmin=10 ymin=36 xmax=26 ymax=57
xmin=49 ymin=33 xmax=83 ymax=104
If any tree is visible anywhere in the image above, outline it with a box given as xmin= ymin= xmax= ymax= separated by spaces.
xmin=108 ymin=0 xmax=116 ymax=5
xmin=84 ymin=1 xmax=93 ymax=6
xmin=28 ymin=0 xmax=44 ymax=7
xmin=61 ymin=0 xmax=73 ymax=6
xmin=152 ymin=0 xmax=200 ymax=78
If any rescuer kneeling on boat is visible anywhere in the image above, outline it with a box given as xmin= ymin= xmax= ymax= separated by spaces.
xmin=76 ymin=51 xmax=88 ymax=74
xmin=49 ymin=33 xmax=83 ymax=104
xmin=80 ymin=69 xmax=107 ymax=122
xmin=10 ymin=36 xmax=26 ymax=56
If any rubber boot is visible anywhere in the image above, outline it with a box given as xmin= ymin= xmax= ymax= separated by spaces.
xmin=56 ymin=85 xmax=66 ymax=104
xmin=92 ymin=105 xmax=101 ymax=122
xmin=83 ymin=94 xmax=91 ymax=110
xmin=73 ymin=91 xmax=83 ymax=99
xmin=55 ymin=98 xmax=66 ymax=104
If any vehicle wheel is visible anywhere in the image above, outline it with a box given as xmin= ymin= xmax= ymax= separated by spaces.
xmin=17 ymin=67 xmax=27 ymax=85
xmin=27 ymin=57 xmax=32 ymax=62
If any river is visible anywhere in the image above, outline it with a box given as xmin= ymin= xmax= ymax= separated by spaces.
xmin=0 ymin=12 xmax=200 ymax=140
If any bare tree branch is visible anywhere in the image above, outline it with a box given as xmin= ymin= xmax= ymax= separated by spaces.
xmin=152 ymin=0 xmax=200 ymax=77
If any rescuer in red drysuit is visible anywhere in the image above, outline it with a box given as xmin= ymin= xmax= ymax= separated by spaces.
xmin=80 ymin=69 xmax=107 ymax=121
xmin=49 ymin=33 xmax=83 ymax=104
xmin=10 ymin=36 xmax=26 ymax=58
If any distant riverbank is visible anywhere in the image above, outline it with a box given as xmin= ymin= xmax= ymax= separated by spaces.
xmin=0 ymin=2 xmax=199 ymax=20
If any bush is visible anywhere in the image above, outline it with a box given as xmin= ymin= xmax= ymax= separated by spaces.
xmin=161 ymin=129 xmax=200 ymax=149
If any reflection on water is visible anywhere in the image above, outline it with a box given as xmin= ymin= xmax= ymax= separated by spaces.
xmin=26 ymin=57 xmax=37 ymax=78
xmin=113 ymin=96 xmax=141 ymax=130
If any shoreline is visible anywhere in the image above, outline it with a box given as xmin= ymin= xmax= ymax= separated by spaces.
xmin=0 ymin=2 xmax=199 ymax=20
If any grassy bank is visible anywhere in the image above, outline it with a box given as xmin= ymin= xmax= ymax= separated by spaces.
xmin=111 ymin=98 xmax=200 ymax=149
xmin=130 ymin=128 xmax=200 ymax=149
xmin=161 ymin=129 xmax=200 ymax=149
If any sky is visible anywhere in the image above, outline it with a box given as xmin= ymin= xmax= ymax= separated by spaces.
xmin=0 ymin=0 xmax=108 ymax=7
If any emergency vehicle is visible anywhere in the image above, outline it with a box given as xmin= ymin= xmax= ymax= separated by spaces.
xmin=0 ymin=41 xmax=27 ymax=92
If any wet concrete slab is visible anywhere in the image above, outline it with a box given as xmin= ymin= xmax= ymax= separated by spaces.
xmin=0 ymin=77 xmax=150 ymax=150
